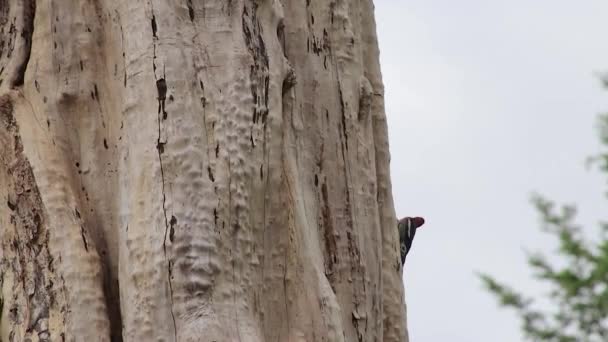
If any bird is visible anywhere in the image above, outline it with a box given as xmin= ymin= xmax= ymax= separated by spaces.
xmin=398 ymin=217 xmax=425 ymax=265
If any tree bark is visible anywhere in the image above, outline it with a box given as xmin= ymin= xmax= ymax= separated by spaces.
xmin=0 ymin=1 xmax=407 ymax=341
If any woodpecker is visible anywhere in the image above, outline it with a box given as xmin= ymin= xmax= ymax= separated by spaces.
xmin=398 ymin=217 xmax=425 ymax=265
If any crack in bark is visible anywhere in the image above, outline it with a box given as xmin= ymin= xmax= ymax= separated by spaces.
xmin=156 ymin=87 xmax=177 ymax=340
xmin=11 ymin=0 xmax=35 ymax=88
xmin=150 ymin=5 xmax=177 ymax=338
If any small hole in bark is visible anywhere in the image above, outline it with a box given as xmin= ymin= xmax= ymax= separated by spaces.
xmin=157 ymin=142 xmax=165 ymax=154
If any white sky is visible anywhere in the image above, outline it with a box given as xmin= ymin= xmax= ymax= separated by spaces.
xmin=375 ymin=1 xmax=608 ymax=341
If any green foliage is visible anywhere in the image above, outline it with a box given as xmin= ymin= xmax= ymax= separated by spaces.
xmin=479 ymin=112 xmax=608 ymax=341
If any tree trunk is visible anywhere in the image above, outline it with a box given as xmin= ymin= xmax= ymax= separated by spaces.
xmin=0 ymin=1 xmax=407 ymax=341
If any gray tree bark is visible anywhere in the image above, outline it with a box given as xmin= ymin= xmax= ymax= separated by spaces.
xmin=0 ymin=1 xmax=408 ymax=341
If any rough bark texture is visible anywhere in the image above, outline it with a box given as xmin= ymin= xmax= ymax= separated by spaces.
xmin=0 ymin=1 xmax=407 ymax=341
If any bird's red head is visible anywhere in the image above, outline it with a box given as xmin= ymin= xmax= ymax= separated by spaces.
xmin=401 ymin=216 xmax=425 ymax=229
xmin=412 ymin=217 xmax=425 ymax=229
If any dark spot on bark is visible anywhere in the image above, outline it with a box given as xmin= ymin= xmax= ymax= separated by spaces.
xmin=151 ymin=15 xmax=157 ymax=38
xmin=207 ymin=166 xmax=215 ymax=182
xmin=93 ymin=83 xmax=99 ymax=101
xmin=277 ymin=20 xmax=286 ymax=57
xmin=156 ymin=78 xmax=167 ymax=114
xmin=80 ymin=226 xmax=89 ymax=252
xmin=103 ymin=139 xmax=108 ymax=149
xmin=156 ymin=141 xmax=165 ymax=154
xmin=282 ymin=70 xmax=296 ymax=95
xmin=338 ymin=88 xmax=348 ymax=150
xmin=187 ymin=1 xmax=195 ymax=21
xmin=314 ymin=174 xmax=318 ymax=187
xmin=169 ymin=215 xmax=177 ymax=242
xmin=321 ymin=183 xmax=338 ymax=272
xmin=7 ymin=199 xmax=16 ymax=211
xmin=264 ymin=76 xmax=269 ymax=106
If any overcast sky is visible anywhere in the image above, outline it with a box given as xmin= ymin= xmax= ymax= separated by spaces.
xmin=375 ymin=1 xmax=608 ymax=341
